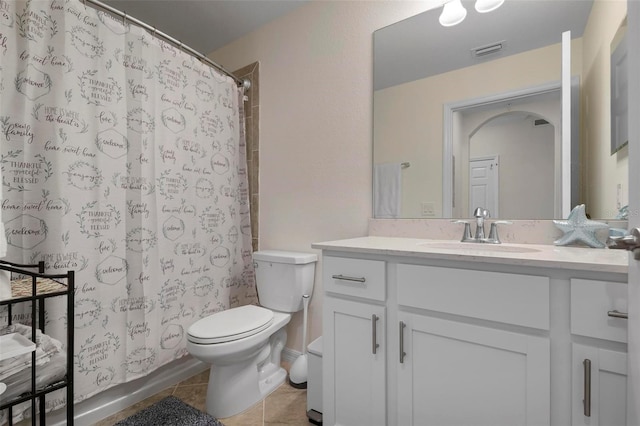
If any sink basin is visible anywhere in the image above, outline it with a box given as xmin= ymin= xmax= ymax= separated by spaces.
xmin=417 ymin=241 xmax=541 ymax=254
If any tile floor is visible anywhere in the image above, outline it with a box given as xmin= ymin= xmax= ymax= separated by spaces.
xmin=94 ymin=367 xmax=309 ymax=426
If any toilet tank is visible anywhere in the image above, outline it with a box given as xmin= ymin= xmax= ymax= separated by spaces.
xmin=253 ymin=250 xmax=317 ymax=313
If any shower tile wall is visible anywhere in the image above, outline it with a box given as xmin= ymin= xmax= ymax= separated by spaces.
xmin=234 ymin=62 xmax=260 ymax=251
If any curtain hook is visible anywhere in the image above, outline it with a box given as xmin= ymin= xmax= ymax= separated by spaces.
xmin=123 ymin=12 xmax=127 ymax=26
xmin=179 ymin=41 xmax=183 ymax=51
xmin=152 ymin=26 xmax=157 ymax=38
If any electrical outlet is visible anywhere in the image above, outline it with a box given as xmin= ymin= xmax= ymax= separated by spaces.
xmin=421 ymin=202 xmax=436 ymax=217
xmin=617 ymin=183 xmax=622 ymax=209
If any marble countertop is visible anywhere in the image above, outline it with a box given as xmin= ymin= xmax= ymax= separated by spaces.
xmin=312 ymin=236 xmax=629 ymax=274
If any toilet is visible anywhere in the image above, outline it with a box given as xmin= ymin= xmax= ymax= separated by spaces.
xmin=186 ymin=250 xmax=317 ymax=419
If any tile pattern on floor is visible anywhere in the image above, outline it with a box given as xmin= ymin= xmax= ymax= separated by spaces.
xmin=94 ymin=368 xmax=309 ymax=426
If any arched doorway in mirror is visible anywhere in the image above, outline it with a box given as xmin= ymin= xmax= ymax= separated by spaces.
xmin=464 ymin=111 xmax=556 ymax=219
xmin=444 ymin=82 xmax=572 ymax=219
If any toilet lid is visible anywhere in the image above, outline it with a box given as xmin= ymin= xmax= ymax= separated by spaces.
xmin=187 ymin=305 xmax=274 ymax=344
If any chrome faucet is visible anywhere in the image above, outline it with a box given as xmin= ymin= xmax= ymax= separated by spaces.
xmin=453 ymin=208 xmax=511 ymax=243
xmin=473 ymin=207 xmax=490 ymax=241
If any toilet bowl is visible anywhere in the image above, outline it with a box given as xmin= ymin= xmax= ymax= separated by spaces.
xmin=186 ymin=305 xmax=291 ymax=418
xmin=186 ymin=250 xmax=317 ymax=419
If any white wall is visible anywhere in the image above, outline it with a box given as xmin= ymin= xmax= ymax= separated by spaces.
xmin=581 ymin=0 xmax=628 ymax=218
xmin=209 ymin=1 xmax=438 ymax=351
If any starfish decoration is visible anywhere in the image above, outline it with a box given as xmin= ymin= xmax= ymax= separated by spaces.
xmin=553 ymin=204 xmax=609 ymax=248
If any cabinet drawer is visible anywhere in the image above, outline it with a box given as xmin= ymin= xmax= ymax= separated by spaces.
xmin=571 ymin=279 xmax=627 ymax=343
xmin=397 ymin=264 xmax=549 ymax=330
xmin=323 ymin=256 xmax=385 ymax=301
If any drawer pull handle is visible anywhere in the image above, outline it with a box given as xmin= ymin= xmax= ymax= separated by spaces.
xmin=372 ymin=314 xmax=379 ymax=355
xmin=399 ymin=321 xmax=406 ymax=364
xmin=332 ymin=274 xmax=366 ymax=283
xmin=583 ymin=359 xmax=591 ymax=417
xmin=607 ymin=310 xmax=628 ymax=319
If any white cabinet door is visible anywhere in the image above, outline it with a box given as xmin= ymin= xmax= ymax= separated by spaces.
xmin=397 ymin=313 xmax=550 ymax=426
xmin=572 ymin=344 xmax=627 ymax=426
xmin=323 ymin=297 xmax=386 ymax=426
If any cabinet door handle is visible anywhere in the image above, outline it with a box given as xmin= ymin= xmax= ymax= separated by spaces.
xmin=332 ymin=274 xmax=366 ymax=283
xmin=607 ymin=310 xmax=628 ymax=319
xmin=583 ymin=359 xmax=591 ymax=417
xmin=372 ymin=314 xmax=379 ymax=355
xmin=399 ymin=321 xmax=406 ymax=364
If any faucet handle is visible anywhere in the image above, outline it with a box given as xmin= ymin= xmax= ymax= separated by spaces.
xmin=487 ymin=221 xmax=512 ymax=244
xmin=473 ymin=208 xmax=490 ymax=219
xmin=452 ymin=220 xmax=473 ymax=242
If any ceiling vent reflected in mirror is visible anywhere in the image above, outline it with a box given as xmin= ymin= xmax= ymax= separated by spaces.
xmin=471 ymin=41 xmax=505 ymax=58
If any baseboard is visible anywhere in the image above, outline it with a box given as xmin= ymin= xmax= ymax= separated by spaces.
xmin=48 ymin=356 xmax=208 ymax=426
xmin=282 ymin=347 xmax=302 ymax=366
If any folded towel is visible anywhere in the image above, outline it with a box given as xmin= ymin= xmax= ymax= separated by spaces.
xmin=374 ymin=163 xmax=402 ymax=218
xmin=0 ymin=323 xmax=62 ymax=380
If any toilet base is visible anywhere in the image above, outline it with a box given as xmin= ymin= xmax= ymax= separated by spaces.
xmin=206 ymin=364 xmax=287 ymax=419
xmin=204 ymin=327 xmax=288 ymax=419
xmin=259 ymin=367 xmax=287 ymax=401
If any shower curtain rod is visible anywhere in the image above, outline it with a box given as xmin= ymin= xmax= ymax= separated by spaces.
xmin=82 ymin=0 xmax=249 ymax=89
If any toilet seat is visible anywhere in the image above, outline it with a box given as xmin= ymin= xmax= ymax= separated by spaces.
xmin=187 ymin=304 xmax=274 ymax=344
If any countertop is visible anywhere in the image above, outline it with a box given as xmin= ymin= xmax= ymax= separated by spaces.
xmin=311 ymin=236 xmax=629 ymax=274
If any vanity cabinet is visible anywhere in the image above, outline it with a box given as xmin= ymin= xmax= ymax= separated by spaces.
xmin=322 ymin=256 xmax=552 ymax=425
xmin=315 ymin=237 xmax=628 ymax=426
xmin=322 ymin=257 xmax=387 ymax=426
xmin=323 ymin=298 xmax=386 ymax=425
xmin=395 ymin=264 xmax=550 ymax=426
xmin=571 ymin=344 xmax=627 ymax=426
xmin=570 ymin=279 xmax=628 ymax=426
xmin=397 ymin=313 xmax=549 ymax=426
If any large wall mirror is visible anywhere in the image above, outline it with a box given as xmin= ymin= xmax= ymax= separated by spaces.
xmin=373 ymin=0 xmax=629 ymax=220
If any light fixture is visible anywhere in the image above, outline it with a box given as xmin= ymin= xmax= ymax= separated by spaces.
xmin=475 ymin=0 xmax=505 ymax=13
xmin=439 ymin=0 xmax=467 ymax=27
xmin=439 ymin=0 xmax=505 ymax=27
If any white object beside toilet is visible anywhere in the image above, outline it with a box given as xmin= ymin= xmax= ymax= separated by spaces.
xmin=307 ymin=336 xmax=323 ymax=422
xmin=186 ymin=250 xmax=317 ymax=419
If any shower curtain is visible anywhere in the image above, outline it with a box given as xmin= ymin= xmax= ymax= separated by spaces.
xmin=0 ymin=0 xmax=257 ymax=415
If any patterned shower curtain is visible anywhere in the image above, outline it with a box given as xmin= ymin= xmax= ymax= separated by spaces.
xmin=0 ymin=0 xmax=257 ymax=414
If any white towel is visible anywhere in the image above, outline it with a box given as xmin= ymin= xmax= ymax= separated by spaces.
xmin=374 ymin=163 xmax=402 ymax=218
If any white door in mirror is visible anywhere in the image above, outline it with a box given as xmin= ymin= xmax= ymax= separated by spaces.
xmin=469 ymin=156 xmax=499 ymax=217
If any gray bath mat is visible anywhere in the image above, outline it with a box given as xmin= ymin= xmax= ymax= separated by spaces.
xmin=115 ymin=395 xmax=224 ymax=426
